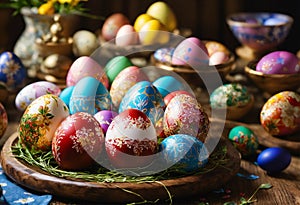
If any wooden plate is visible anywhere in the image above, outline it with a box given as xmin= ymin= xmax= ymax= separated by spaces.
xmin=1 ymin=132 xmax=240 ymax=204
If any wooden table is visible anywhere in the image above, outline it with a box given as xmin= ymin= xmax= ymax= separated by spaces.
xmin=1 ymin=75 xmax=300 ymax=205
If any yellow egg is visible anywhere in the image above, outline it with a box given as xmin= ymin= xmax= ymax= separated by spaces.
xmin=134 ymin=13 xmax=155 ymax=32
xmin=139 ymin=19 xmax=169 ymax=45
xmin=146 ymin=1 xmax=177 ymax=31
xmin=205 ymin=41 xmax=230 ymax=56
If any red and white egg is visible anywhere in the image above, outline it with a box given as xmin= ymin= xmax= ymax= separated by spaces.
xmin=52 ymin=112 xmax=105 ymax=170
xmin=105 ymin=109 xmax=157 ymax=168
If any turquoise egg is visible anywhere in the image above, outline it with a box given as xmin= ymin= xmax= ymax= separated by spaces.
xmin=160 ymin=134 xmax=208 ymax=173
xmin=153 ymin=75 xmax=185 ymax=98
xmin=69 ymin=76 xmax=112 ymax=115
xmin=59 ymin=86 xmax=74 ymax=108
xmin=228 ymin=125 xmax=259 ymax=156
xmin=0 ymin=51 xmax=27 ymax=91
xmin=104 ymin=56 xmax=133 ymax=84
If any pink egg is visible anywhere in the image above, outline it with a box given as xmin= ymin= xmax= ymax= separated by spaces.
xmin=256 ymin=51 xmax=300 ymax=74
xmin=209 ymin=51 xmax=229 ymax=65
xmin=94 ymin=110 xmax=118 ymax=133
xmin=115 ymin=25 xmax=139 ymax=46
xmin=171 ymin=37 xmax=209 ymax=67
xmin=66 ymin=56 xmax=109 ymax=88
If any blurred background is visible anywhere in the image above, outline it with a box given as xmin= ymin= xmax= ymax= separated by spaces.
xmin=1 ymin=0 xmax=300 ymax=53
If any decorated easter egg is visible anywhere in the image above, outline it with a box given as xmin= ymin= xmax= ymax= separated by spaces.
xmin=260 ymin=91 xmax=300 ymax=136
xmin=19 ymin=94 xmax=69 ymax=151
xmin=164 ymin=90 xmax=194 ymax=106
xmin=256 ymin=51 xmax=300 ymax=74
xmin=119 ymin=81 xmax=165 ymax=127
xmin=104 ymin=56 xmax=133 ymax=84
xmin=101 ymin=13 xmax=130 ymax=41
xmin=153 ymin=47 xmax=174 ymax=63
xmin=105 ymin=108 xmax=157 ymax=168
xmin=115 ymin=25 xmax=139 ymax=46
xmin=210 ymin=83 xmax=253 ymax=109
xmin=52 ymin=112 xmax=105 ymax=170
xmin=0 ymin=102 xmax=8 ymax=139
xmin=138 ymin=19 xmax=169 ymax=45
xmin=59 ymin=86 xmax=74 ymax=108
xmin=163 ymin=94 xmax=209 ymax=141
xmin=110 ymin=66 xmax=149 ymax=109
xmin=228 ymin=126 xmax=259 ymax=156
xmin=73 ymin=30 xmax=99 ymax=57
xmin=15 ymin=81 xmax=61 ymax=111
xmin=146 ymin=1 xmax=177 ymax=31
xmin=133 ymin=13 xmax=155 ymax=32
xmin=66 ymin=56 xmax=109 ymax=88
xmin=0 ymin=51 xmax=27 ymax=91
xmin=94 ymin=110 xmax=118 ymax=134
xmin=160 ymin=134 xmax=208 ymax=172
xmin=209 ymin=51 xmax=229 ymax=65
xmin=69 ymin=76 xmax=112 ymax=115
xmin=257 ymin=147 xmax=291 ymax=173
xmin=204 ymin=41 xmax=230 ymax=57
xmin=171 ymin=37 xmax=209 ymax=66
xmin=153 ymin=75 xmax=185 ymax=98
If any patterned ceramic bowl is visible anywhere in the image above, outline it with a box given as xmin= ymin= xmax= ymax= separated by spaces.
xmin=226 ymin=12 xmax=293 ymax=53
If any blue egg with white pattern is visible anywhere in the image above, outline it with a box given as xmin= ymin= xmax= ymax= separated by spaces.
xmin=69 ymin=76 xmax=112 ymax=115
xmin=119 ymin=81 xmax=165 ymax=125
xmin=0 ymin=51 xmax=27 ymax=91
xmin=160 ymin=134 xmax=209 ymax=173
xmin=153 ymin=75 xmax=185 ymax=98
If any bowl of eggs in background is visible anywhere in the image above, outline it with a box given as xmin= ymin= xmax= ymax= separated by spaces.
xmin=244 ymin=50 xmax=300 ymax=95
xmin=226 ymin=12 xmax=293 ymax=60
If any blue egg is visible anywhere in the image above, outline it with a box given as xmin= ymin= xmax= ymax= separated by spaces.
xmin=257 ymin=147 xmax=291 ymax=173
xmin=0 ymin=51 xmax=27 ymax=91
xmin=69 ymin=76 xmax=112 ymax=115
xmin=160 ymin=134 xmax=208 ymax=173
xmin=59 ymin=86 xmax=74 ymax=108
xmin=153 ymin=76 xmax=184 ymax=98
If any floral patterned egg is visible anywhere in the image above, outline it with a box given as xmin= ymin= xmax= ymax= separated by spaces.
xmin=19 ymin=94 xmax=70 ymax=151
xmin=164 ymin=90 xmax=193 ymax=106
xmin=160 ymin=134 xmax=208 ymax=173
xmin=0 ymin=51 xmax=27 ymax=91
xmin=153 ymin=47 xmax=174 ymax=63
xmin=0 ymin=102 xmax=8 ymax=139
xmin=105 ymin=108 xmax=157 ymax=168
xmin=15 ymin=81 xmax=61 ymax=111
xmin=228 ymin=125 xmax=259 ymax=156
xmin=260 ymin=91 xmax=300 ymax=136
xmin=52 ymin=112 xmax=105 ymax=170
xmin=110 ymin=66 xmax=149 ymax=109
xmin=163 ymin=94 xmax=209 ymax=141
xmin=66 ymin=56 xmax=109 ymax=88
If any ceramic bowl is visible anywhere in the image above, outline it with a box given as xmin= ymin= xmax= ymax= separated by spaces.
xmin=226 ymin=12 xmax=293 ymax=53
xmin=245 ymin=61 xmax=300 ymax=94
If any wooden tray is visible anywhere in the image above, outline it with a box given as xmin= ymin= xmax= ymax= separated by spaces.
xmin=1 ymin=132 xmax=240 ymax=204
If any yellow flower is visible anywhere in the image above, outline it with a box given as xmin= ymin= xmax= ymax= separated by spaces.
xmin=58 ymin=0 xmax=88 ymax=6
xmin=38 ymin=1 xmax=55 ymax=15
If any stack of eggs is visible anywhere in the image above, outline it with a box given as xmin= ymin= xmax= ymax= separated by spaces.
xmin=101 ymin=1 xmax=177 ymax=46
xmin=17 ymin=54 xmax=210 ymax=174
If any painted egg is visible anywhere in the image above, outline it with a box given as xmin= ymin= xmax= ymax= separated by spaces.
xmin=133 ymin=13 xmax=155 ymax=32
xmin=110 ymin=66 xmax=149 ymax=109
xmin=72 ymin=30 xmax=99 ymax=57
xmin=69 ymin=76 xmax=112 ymax=115
xmin=152 ymin=75 xmax=185 ymax=98
xmin=15 ymin=81 xmax=61 ymax=111
xmin=210 ymin=83 xmax=252 ymax=108
xmin=228 ymin=125 xmax=259 ymax=156
xmin=59 ymin=86 xmax=74 ymax=108
xmin=256 ymin=51 xmax=300 ymax=74
xmin=115 ymin=24 xmax=139 ymax=46
xmin=94 ymin=110 xmax=118 ymax=134
xmin=257 ymin=147 xmax=291 ymax=173
xmin=0 ymin=102 xmax=8 ymax=139
xmin=101 ymin=13 xmax=130 ymax=41
xmin=119 ymin=81 xmax=165 ymax=127
xmin=153 ymin=47 xmax=174 ymax=63
xmin=171 ymin=37 xmax=209 ymax=66
xmin=52 ymin=112 xmax=105 ymax=170
xmin=204 ymin=41 xmax=230 ymax=56
xmin=209 ymin=51 xmax=229 ymax=66
xmin=104 ymin=56 xmax=133 ymax=84
xmin=0 ymin=51 xmax=27 ymax=91
xmin=138 ymin=19 xmax=169 ymax=45
xmin=66 ymin=56 xmax=109 ymax=88
xmin=105 ymin=108 xmax=157 ymax=168
xmin=160 ymin=134 xmax=208 ymax=173
xmin=164 ymin=90 xmax=194 ymax=106
xmin=163 ymin=94 xmax=209 ymax=141
xmin=19 ymin=94 xmax=69 ymax=151
xmin=260 ymin=91 xmax=300 ymax=136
